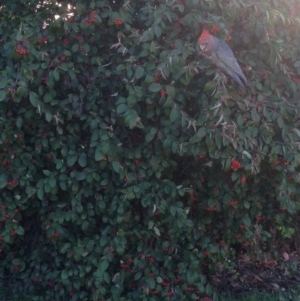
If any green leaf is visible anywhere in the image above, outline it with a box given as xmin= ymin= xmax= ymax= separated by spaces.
xmin=196 ymin=127 xmax=207 ymax=139
xmin=208 ymin=199 xmax=219 ymax=207
xmin=146 ymin=277 xmax=155 ymax=289
xmin=77 ymin=171 xmax=87 ymax=181
xmin=255 ymin=83 xmax=262 ymax=91
xmin=71 ymin=44 xmax=79 ymax=53
xmin=52 ymin=70 xmax=60 ymax=81
xmin=116 ymin=64 xmax=125 ymax=71
xmin=135 ymin=66 xmax=144 ymax=80
xmin=178 ymin=4 xmax=185 ymax=12
xmin=204 ymin=81 xmax=216 ymax=92
xmin=12 ymin=259 xmax=21 ymax=265
xmin=242 ymin=150 xmax=252 ymax=159
xmin=243 ymin=201 xmax=250 ymax=209
xmin=78 ymin=153 xmax=87 ymax=167
xmin=63 ymin=50 xmax=72 ymax=57
xmin=292 ymin=128 xmax=300 ymax=138
xmin=100 ymin=260 xmax=109 ymax=272
xmin=231 ymin=172 xmax=239 ymax=181
xmin=16 ymin=226 xmax=25 ymax=235
xmin=0 ymin=174 xmax=7 ymax=189
xmin=44 ymin=93 xmax=52 ymax=103
xmin=112 ymin=161 xmax=119 ymax=173
xmin=16 ymin=32 xmax=23 ymax=41
xmin=166 ymin=85 xmax=175 ymax=98
xmin=134 ymin=272 xmax=142 ymax=280
xmin=29 ymin=92 xmax=38 ymax=107
xmin=294 ymin=61 xmax=300 ymax=68
xmin=103 ymin=272 xmax=110 ymax=284
xmin=43 ymin=170 xmax=52 ymax=176
xmin=37 ymin=188 xmax=44 ymax=200
xmin=45 ymin=113 xmax=52 ymax=122
xmin=61 ymin=270 xmax=68 ymax=280
xmin=242 ymin=216 xmax=251 ymax=226
xmin=16 ymin=117 xmax=23 ymax=128
xmin=117 ymin=103 xmax=128 ymax=114
xmin=76 ymin=3 xmax=86 ymax=15
xmin=127 ymin=95 xmax=136 ymax=107
xmin=170 ymin=107 xmax=179 ymax=122
xmin=251 ymin=111 xmax=260 ymax=122
xmin=0 ymin=79 xmax=7 ymax=89
xmin=148 ymin=83 xmax=162 ymax=92
xmin=49 ymin=177 xmax=56 ymax=188
xmin=145 ymin=127 xmax=157 ymax=142
xmin=95 ymin=148 xmax=104 ymax=161
xmin=0 ymin=91 xmax=6 ymax=102
xmin=67 ymin=155 xmax=78 ymax=167
xmin=154 ymin=25 xmax=162 ymax=38
xmin=100 ymin=236 xmax=107 ymax=246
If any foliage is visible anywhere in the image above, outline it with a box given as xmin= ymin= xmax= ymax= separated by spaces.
xmin=0 ymin=0 xmax=300 ymax=300
xmin=222 ymin=288 xmax=300 ymax=301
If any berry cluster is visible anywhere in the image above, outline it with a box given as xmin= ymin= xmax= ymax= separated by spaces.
xmin=16 ymin=44 xmax=29 ymax=55
xmin=83 ymin=11 xmax=97 ymax=25
xmin=241 ymin=177 xmax=247 ymax=183
xmin=205 ymin=206 xmax=217 ymax=212
xmin=273 ymin=158 xmax=289 ymax=166
xmin=37 ymin=36 xmax=48 ymax=44
xmin=114 ymin=18 xmax=124 ymax=26
xmin=160 ymin=89 xmax=167 ymax=96
xmin=76 ymin=35 xmax=84 ymax=41
xmin=7 ymin=180 xmax=16 ymax=187
xmin=243 ymin=241 xmax=250 ymax=247
xmin=210 ymin=25 xmax=220 ymax=34
xmin=163 ymin=246 xmax=174 ymax=252
xmin=2 ymin=159 xmax=12 ymax=166
xmin=230 ymin=159 xmax=242 ymax=171
xmin=229 ymin=200 xmax=238 ymax=206
xmin=256 ymin=216 xmax=264 ymax=222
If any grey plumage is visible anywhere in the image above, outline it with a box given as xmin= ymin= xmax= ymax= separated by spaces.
xmin=198 ymin=30 xmax=247 ymax=91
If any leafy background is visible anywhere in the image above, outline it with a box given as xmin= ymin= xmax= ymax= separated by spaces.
xmin=0 ymin=0 xmax=300 ymax=300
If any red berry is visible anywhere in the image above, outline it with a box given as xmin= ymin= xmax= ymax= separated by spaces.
xmin=241 ymin=177 xmax=247 ymax=183
xmin=230 ymin=159 xmax=242 ymax=171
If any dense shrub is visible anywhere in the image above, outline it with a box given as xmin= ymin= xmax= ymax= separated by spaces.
xmin=0 ymin=0 xmax=300 ymax=300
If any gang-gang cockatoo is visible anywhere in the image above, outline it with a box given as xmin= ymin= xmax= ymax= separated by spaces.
xmin=198 ymin=29 xmax=247 ymax=91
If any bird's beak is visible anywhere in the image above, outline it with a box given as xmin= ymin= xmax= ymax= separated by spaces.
xmin=199 ymin=44 xmax=206 ymax=52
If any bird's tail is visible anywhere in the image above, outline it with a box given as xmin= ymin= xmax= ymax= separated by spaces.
xmin=232 ymin=71 xmax=247 ymax=91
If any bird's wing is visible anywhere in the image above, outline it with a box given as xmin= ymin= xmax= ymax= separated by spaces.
xmin=214 ymin=38 xmax=247 ymax=88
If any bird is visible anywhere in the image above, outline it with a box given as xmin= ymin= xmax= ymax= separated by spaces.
xmin=198 ymin=29 xmax=247 ymax=91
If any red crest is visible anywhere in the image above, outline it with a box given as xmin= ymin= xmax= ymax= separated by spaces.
xmin=200 ymin=29 xmax=211 ymax=39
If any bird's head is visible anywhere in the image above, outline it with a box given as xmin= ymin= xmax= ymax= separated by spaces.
xmin=198 ymin=29 xmax=214 ymax=53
